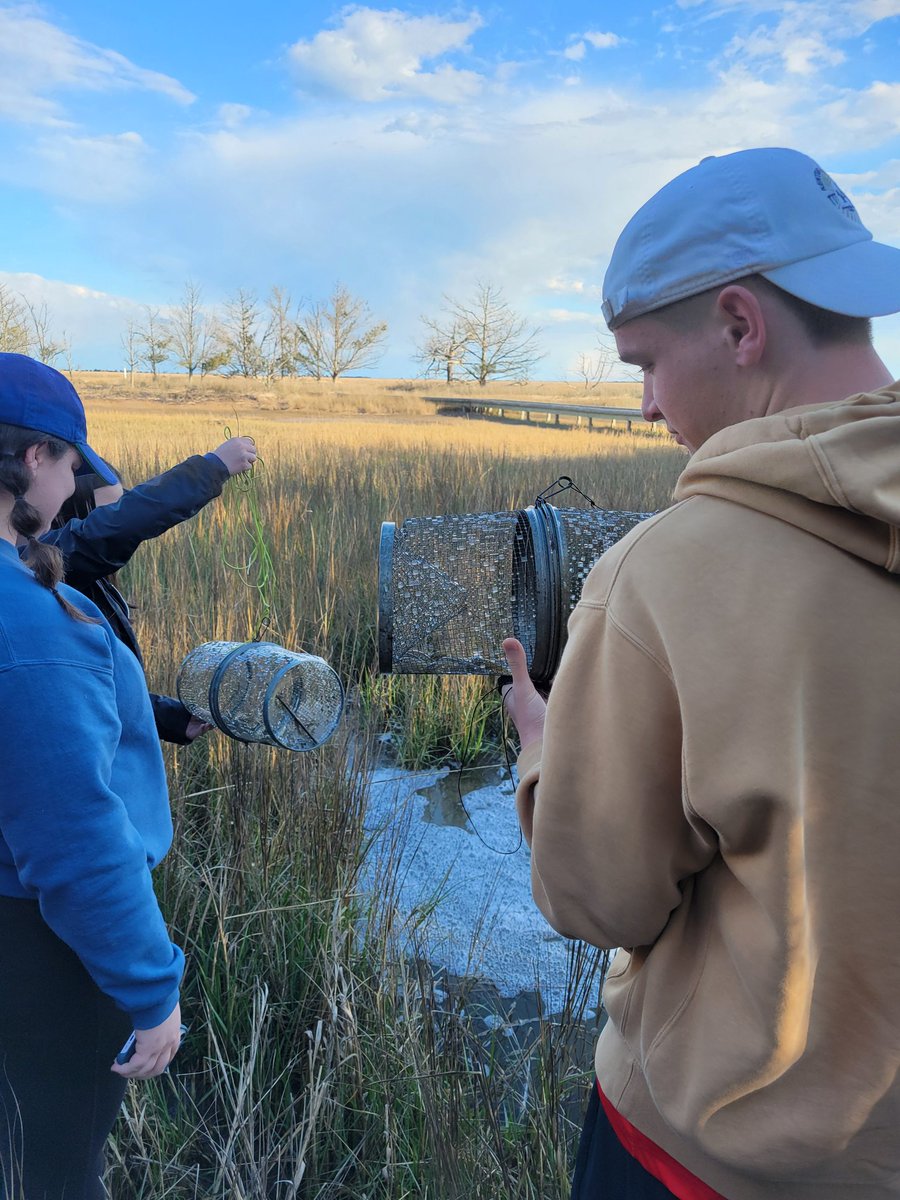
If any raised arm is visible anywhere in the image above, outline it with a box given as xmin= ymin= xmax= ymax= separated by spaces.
xmin=43 ymin=437 xmax=256 ymax=586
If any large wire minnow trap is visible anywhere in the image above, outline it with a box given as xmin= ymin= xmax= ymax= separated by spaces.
xmin=177 ymin=641 xmax=345 ymax=751
xmin=378 ymin=486 xmax=650 ymax=685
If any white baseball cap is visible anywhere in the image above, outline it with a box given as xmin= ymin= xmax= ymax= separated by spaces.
xmin=601 ymin=147 xmax=900 ymax=330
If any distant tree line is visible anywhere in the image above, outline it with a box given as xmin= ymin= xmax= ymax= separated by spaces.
xmin=0 ymin=285 xmax=72 ymax=369
xmin=122 ymin=282 xmax=390 ymax=385
xmin=1 ymin=277 xmax=618 ymax=387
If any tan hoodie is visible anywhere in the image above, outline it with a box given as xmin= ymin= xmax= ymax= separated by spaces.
xmin=517 ymin=384 xmax=900 ymax=1199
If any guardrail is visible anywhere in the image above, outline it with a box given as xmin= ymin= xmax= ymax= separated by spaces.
xmin=425 ymin=396 xmax=652 ymax=432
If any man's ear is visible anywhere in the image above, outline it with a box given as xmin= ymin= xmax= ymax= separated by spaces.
xmin=715 ymin=285 xmax=766 ymax=367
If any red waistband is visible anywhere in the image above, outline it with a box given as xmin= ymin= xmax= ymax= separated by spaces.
xmin=597 ymin=1080 xmax=727 ymax=1200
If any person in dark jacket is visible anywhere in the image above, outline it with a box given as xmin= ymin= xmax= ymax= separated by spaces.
xmin=46 ymin=436 xmax=257 ymax=743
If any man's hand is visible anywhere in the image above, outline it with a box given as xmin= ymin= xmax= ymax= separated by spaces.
xmin=212 ymin=436 xmax=257 ymax=476
xmin=111 ymin=1004 xmax=183 ymax=1079
xmin=501 ymin=637 xmax=547 ymax=753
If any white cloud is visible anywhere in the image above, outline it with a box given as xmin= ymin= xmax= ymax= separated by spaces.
xmin=22 ymin=130 xmax=149 ymax=203
xmin=0 ymin=4 xmax=194 ymax=126
xmin=0 ymin=271 xmax=143 ymax=368
xmin=690 ymin=0 xmax=900 ymax=78
xmin=546 ymin=277 xmax=603 ymax=298
xmin=563 ymin=29 xmax=622 ymax=61
xmin=726 ymin=19 xmax=846 ymax=76
xmin=857 ymin=0 xmax=900 ymax=17
xmin=217 ymin=103 xmax=254 ymax=128
xmin=840 ymin=157 xmax=900 ymax=191
xmin=584 ymin=31 xmax=623 ymax=49
xmin=539 ymin=307 xmax=598 ymax=324
xmin=814 ymin=81 xmax=900 ymax=154
xmin=288 ymin=7 xmax=485 ymax=102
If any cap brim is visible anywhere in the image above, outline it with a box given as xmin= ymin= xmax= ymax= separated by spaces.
xmin=75 ymin=443 xmax=117 ymax=485
xmin=762 ymin=239 xmax=900 ymax=318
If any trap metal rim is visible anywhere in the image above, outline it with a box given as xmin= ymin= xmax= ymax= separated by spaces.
xmin=262 ymin=657 xmax=345 ymax=751
xmin=177 ymin=639 xmax=346 ymax=752
xmin=377 ymin=521 xmax=395 ymax=675
xmin=207 ymin=642 xmax=258 ymax=745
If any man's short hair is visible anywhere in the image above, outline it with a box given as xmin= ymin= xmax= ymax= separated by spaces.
xmin=655 ymin=275 xmax=873 ymax=348
xmin=756 ymin=279 xmax=872 ymax=347
xmin=601 ymin=148 xmax=900 ymax=331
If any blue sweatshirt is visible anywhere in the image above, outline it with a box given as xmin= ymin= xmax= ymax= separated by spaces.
xmin=0 ymin=539 xmax=183 ymax=1028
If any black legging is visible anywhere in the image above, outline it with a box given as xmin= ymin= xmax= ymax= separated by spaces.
xmin=0 ymin=896 xmax=132 ymax=1200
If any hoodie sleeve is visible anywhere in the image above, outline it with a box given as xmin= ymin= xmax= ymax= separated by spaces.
xmin=44 ymin=453 xmax=229 ymax=586
xmin=516 ymin=577 xmax=717 ymax=951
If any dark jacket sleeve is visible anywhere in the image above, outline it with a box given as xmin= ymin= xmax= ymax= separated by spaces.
xmin=151 ymin=694 xmax=194 ymax=745
xmin=43 ymin=453 xmax=230 ymax=588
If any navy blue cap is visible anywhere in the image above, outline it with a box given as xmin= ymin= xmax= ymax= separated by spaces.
xmin=0 ymin=353 xmax=116 ymax=484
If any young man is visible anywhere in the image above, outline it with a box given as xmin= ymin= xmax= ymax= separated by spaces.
xmin=502 ymin=148 xmax=900 ymax=1199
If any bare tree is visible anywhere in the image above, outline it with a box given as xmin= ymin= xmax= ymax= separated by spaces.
xmin=198 ymin=324 xmax=231 ymax=377
xmin=170 ymin=280 xmax=214 ymax=379
xmin=297 ymin=284 xmax=387 ymax=382
xmin=575 ymin=332 xmax=619 ymax=390
xmin=416 ymin=315 xmax=468 ymax=383
xmin=0 ymin=286 xmax=29 ymax=354
xmin=137 ymin=307 xmax=172 ymax=378
xmin=219 ymin=289 xmax=269 ymax=378
xmin=295 ymin=304 xmax=327 ymax=381
xmin=24 ymin=299 xmax=66 ymax=365
xmin=266 ymin=287 xmax=304 ymax=378
xmin=121 ymin=319 xmax=141 ymax=386
xmin=421 ymin=284 xmax=543 ymax=387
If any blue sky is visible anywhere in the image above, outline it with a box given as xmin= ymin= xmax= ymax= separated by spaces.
xmin=1 ymin=0 xmax=899 ymax=377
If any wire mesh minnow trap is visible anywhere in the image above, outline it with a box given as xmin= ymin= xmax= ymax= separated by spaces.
xmin=378 ymin=493 xmax=651 ymax=684
xmin=177 ymin=641 xmax=345 ymax=751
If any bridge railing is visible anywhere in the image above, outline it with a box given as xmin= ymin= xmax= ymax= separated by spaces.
xmin=424 ymin=396 xmax=654 ymax=432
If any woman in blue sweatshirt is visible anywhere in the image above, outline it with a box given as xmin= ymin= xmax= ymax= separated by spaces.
xmin=0 ymin=353 xmax=184 ymax=1199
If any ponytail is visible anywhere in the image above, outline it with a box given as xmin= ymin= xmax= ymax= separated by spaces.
xmin=0 ymin=426 xmax=97 ymax=623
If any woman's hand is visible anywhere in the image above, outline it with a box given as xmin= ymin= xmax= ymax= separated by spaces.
xmin=185 ymin=716 xmax=213 ymax=741
xmin=111 ymin=1003 xmax=184 ymax=1079
xmin=501 ymin=638 xmax=547 ymax=753
xmin=212 ymin=436 xmax=257 ymax=476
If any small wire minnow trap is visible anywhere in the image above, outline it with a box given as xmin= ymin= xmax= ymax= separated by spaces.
xmin=378 ymin=488 xmax=650 ymax=684
xmin=177 ymin=641 xmax=345 ymax=751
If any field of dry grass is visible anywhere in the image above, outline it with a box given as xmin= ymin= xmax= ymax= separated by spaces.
xmin=79 ymin=378 xmax=683 ymax=1198
xmin=74 ymin=370 xmax=644 ymax=418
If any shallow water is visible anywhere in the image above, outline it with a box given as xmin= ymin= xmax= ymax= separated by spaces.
xmin=415 ymin=764 xmax=515 ymax=830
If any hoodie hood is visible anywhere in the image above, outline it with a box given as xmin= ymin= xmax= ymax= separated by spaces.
xmin=675 ymin=382 xmax=900 ymax=573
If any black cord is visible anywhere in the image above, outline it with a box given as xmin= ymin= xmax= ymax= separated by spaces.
xmin=452 ymin=682 xmax=523 ymax=855
xmin=534 ymin=475 xmax=598 ymax=508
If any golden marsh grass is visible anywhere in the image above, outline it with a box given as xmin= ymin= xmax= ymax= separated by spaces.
xmin=78 ymin=377 xmax=684 ymax=1198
